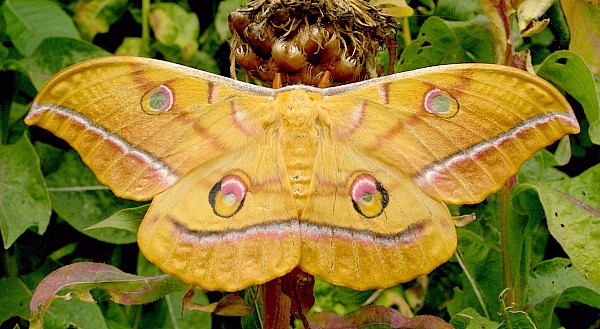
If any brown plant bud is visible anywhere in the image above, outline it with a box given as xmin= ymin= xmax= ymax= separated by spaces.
xmin=296 ymin=25 xmax=324 ymax=57
xmin=330 ymin=54 xmax=360 ymax=82
xmin=245 ymin=23 xmax=276 ymax=58
xmin=311 ymin=32 xmax=340 ymax=64
xmin=272 ymin=39 xmax=307 ymax=73
xmin=300 ymin=63 xmax=329 ymax=86
xmin=257 ymin=60 xmax=277 ymax=84
xmin=234 ymin=43 xmax=261 ymax=71
xmin=228 ymin=11 xmax=252 ymax=39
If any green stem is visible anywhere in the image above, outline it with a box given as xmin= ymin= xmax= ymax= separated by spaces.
xmin=3 ymin=245 xmax=19 ymax=278
xmin=141 ymin=0 xmax=151 ymax=53
xmin=401 ymin=17 xmax=411 ymax=45
xmin=500 ymin=177 xmax=518 ymax=307
xmin=455 ymin=251 xmax=490 ymax=319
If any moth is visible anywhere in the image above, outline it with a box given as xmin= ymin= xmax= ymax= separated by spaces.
xmin=25 ymin=56 xmax=580 ymax=291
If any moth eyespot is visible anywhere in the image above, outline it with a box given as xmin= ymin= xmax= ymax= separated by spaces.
xmin=209 ymin=175 xmax=247 ymax=218
xmin=424 ymin=88 xmax=459 ymax=118
xmin=141 ymin=85 xmax=173 ymax=114
xmin=350 ymin=174 xmax=389 ymax=218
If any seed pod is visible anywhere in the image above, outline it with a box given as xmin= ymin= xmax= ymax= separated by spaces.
xmin=295 ymin=25 xmax=324 ymax=57
xmin=272 ymin=39 xmax=307 ymax=73
xmin=245 ymin=22 xmax=276 ymax=58
xmin=228 ymin=0 xmax=399 ymax=87
xmin=234 ymin=43 xmax=261 ymax=71
xmin=330 ymin=54 xmax=360 ymax=82
xmin=301 ymin=63 xmax=329 ymax=86
xmin=257 ymin=61 xmax=277 ymax=84
xmin=228 ymin=11 xmax=252 ymax=39
xmin=311 ymin=32 xmax=340 ymax=64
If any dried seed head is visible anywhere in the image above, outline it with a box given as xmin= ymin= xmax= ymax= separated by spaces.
xmin=330 ymin=54 xmax=360 ymax=82
xmin=234 ymin=43 xmax=261 ymax=71
xmin=272 ymin=39 xmax=307 ymax=72
xmin=245 ymin=22 xmax=276 ymax=58
xmin=228 ymin=0 xmax=399 ymax=87
xmin=228 ymin=11 xmax=252 ymax=38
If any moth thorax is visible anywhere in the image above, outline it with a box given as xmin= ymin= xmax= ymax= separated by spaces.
xmin=280 ymin=90 xmax=320 ymax=127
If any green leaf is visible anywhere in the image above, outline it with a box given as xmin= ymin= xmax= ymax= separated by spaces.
xmin=85 ymin=204 xmax=149 ymax=233
xmin=74 ymin=0 xmax=128 ymax=41
xmin=138 ymin=291 xmax=212 ymax=329
xmin=0 ymin=0 xmax=79 ymax=56
xmin=0 ymin=134 xmax=51 ymax=248
xmin=448 ymin=201 xmax=503 ymax=322
xmin=435 ymin=0 xmax=483 ymax=21
xmin=450 ymin=308 xmax=500 ymax=329
xmin=20 ymin=37 xmax=111 ymax=91
xmin=0 ymin=277 xmax=33 ymax=322
xmin=312 ymin=278 xmax=375 ymax=315
xmin=537 ymin=51 xmax=600 ymax=144
xmin=498 ymin=310 xmax=536 ymax=329
xmin=45 ymin=150 xmax=141 ymax=244
xmin=115 ymin=37 xmax=152 ymax=57
xmin=526 ymin=258 xmax=600 ymax=328
xmin=34 ymin=298 xmax=108 ymax=329
xmin=397 ymin=15 xmax=494 ymax=71
xmin=560 ymin=0 xmax=600 ymax=75
xmin=526 ymin=163 xmax=600 ymax=285
xmin=518 ymin=150 xmax=570 ymax=184
xmin=506 ymin=186 xmax=550 ymax=308
xmin=214 ymin=0 xmax=247 ymax=43
xmin=149 ymin=3 xmax=199 ymax=60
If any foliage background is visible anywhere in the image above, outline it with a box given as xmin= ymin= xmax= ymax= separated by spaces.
xmin=0 ymin=0 xmax=599 ymax=328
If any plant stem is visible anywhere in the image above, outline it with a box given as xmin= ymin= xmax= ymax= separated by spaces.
xmin=141 ymin=0 xmax=151 ymax=53
xmin=500 ymin=177 xmax=518 ymax=307
xmin=3 ymin=246 xmax=18 ymax=277
xmin=402 ymin=17 xmax=411 ymax=45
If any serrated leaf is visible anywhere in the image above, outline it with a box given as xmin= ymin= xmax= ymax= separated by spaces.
xmin=0 ymin=0 xmax=79 ymax=56
xmin=29 ymin=262 xmax=189 ymax=324
xmin=526 ymin=164 xmax=600 ymax=285
xmin=20 ymin=37 xmax=111 ymax=91
xmin=537 ymin=51 xmax=600 ymax=144
xmin=44 ymin=150 xmax=141 ymax=244
xmin=397 ymin=15 xmax=494 ymax=71
xmin=526 ymin=258 xmax=600 ymax=328
xmin=74 ymin=0 xmax=128 ymax=40
xmin=0 ymin=134 xmax=51 ymax=248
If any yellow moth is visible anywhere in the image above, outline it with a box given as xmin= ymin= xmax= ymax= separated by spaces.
xmin=25 ymin=57 xmax=579 ymax=291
